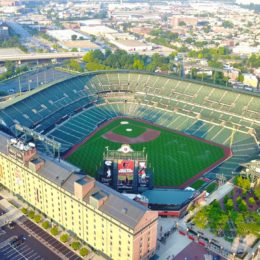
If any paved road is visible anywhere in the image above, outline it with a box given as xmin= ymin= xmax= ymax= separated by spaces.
xmin=0 ymin=52 xmax=86 ymax=62
xmin=6 ymin=21 xmax=47 ymax=52
xmin=205 ymin=182 xmax=234 ymax=205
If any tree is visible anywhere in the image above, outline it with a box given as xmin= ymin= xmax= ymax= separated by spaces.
xmin=50 ymin=226 xmax=59 ymax=236
xmin=226 ymin=199 xmax=234 ymax=210
xmin=60 ymin=233 xmax=69 ymax=243
xmin=208 ymin=60 xmax=223 ymax=69
xmin=21 ymin=208 xmax=28 ymax=215
xmin=71 ymin=241 xmax=81 ymax=250
xmin=71 ymin=34 xmax=77 ymax=41
xmin=198 ymin=53 xmax=203 ymax=59
xmin=33 ymin=215 xmax=42 ymax=223
xmin=83 ymin=51 xmax=95 ymax=63
xmin=191 ymin=68 xmax=198 ymax=79
xmin=222 ymin=20 xmax=234 ymax=28
xmin=237 ymin=73 xmax=244 ymax=83
xmin=238 ymin=199 xmax=247 ymax=212
xmin=86 ymin=62 xmax=109 ymax=71
xmin=254 ymin=188 xmax=260 ymax=200
xmin=178 ymin=21 xmax=186 ymax=26
xmin=92 ymin=49 xmax=105 ymax=61
xmin=66 ymin=59 xmax=82 ymax=72
xmin=224 ymin=195 xmax=229 ymax=204
xmin=248 ymin=54 xmax=260 ymax=68
xmin=133 ymin=59 xmax=145 ymax=70
xmin=28 ymin=210 xmax=35 ymax=219
xmin=4 ymin=61 xmax=15 ymax=74
xmin=193 ymin=208 xmax=208 ymax=229
xmin=91 ymin=35 xmax=96 ymax=42
xmin=80 ymin=247 xmax=89 ymax=256
xmin=248 ymin=197 xmax=255 ymax=205
xmin=42 ymin=221 xmax=50 ymax=229
xmin=235 ymin=176 xmax=250 ymax=190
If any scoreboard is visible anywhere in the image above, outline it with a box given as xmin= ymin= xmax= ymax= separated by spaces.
xmin=99 ymin=144 xmax=151 ymax=193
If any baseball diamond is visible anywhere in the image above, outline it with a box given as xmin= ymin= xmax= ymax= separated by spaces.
xmin=65 ymin=118 xmax=231 ymax=187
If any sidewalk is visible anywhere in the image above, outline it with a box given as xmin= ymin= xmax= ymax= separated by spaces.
xmin=0 ymin=199 xmax=23 ymax=227
xmin=156 ymin=230 xmax=191 ymax=259
xmin=0 ymin=189 xmax=100 ymax=260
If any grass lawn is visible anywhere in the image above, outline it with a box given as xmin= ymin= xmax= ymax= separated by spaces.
xmin=190 ymin=179 xmax=206 ymax=190
xmin=67 ymin=118 xmax=225 ymax=187
xmin=206 ymin=182 xmax=218 ymax=193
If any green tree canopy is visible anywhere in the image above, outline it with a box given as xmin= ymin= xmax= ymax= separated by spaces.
xmin=235 ymin=176 xmax=250 ymax=190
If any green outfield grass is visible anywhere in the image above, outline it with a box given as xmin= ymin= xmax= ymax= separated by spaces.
xmin=67 ymin=118 xmax=226 ymax=187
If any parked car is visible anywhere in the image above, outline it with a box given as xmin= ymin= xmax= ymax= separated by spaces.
xmin=8 ymin=222 xmax=15 ymax=229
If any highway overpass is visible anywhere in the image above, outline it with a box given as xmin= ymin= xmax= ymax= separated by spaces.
xmin=0 ymin=52 xmax=86 ymax=62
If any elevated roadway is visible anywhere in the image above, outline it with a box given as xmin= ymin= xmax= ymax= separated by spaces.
xmin=0 ymin=52 xmax=85 ymax=62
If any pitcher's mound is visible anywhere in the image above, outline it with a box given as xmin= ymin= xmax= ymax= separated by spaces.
xmin=103 ymin=128 xmax=160 ymax=144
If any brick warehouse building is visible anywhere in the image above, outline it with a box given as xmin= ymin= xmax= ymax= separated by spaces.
xmin=0 ymin=132 xmax=158 ymax=260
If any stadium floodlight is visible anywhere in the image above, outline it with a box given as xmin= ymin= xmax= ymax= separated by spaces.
xmin=15 ymin=124 xmax=61 ymax=159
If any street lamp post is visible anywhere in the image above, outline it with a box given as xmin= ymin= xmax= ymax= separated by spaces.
xmin=28 ymin=79 xmax=32 ymax=92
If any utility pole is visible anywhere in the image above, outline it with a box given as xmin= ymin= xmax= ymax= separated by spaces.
xmin=18 ymin=76 xmax=21 ymax=95
xmin=28 ymin=79 xmax=32 ymax=92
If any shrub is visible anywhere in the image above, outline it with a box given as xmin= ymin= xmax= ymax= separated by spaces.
xmin=248 ymin=197 xmax=256 ymax=205
xmin=50 ymin=226 xmax=59 ymax=236
xmin=226 ymin=199 xmax=234 ymax=210
xmin=238 ymin=200 xmax=247 ymax=212
xmin=34 ymin=215 xmax=41 ymax=223
xmin=79 ymin=247 xmax=89 ymax=256
xmin=236 ymin=196 xmax=242 ymax=204
xmin=42 ymin=221 xmax=50 ymax=229
xmin=71 ymin=241 xmax=81 ymax=251
xmin=60 ymin=233 xmax=69 ymax=243
xmin=28 ymin=210 xmax=35 ymax=219
xmin=21 ymin=208 xmax=28 ymax=215
xmin=224 ymin=195 xmax=229 ymax=203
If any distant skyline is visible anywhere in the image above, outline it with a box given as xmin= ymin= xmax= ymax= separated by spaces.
xmin=236 ymin=0 xmax=260 ymax=4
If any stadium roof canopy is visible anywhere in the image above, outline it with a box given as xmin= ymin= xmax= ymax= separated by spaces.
xmin=143 ymin=189 xmax=195 ymax=205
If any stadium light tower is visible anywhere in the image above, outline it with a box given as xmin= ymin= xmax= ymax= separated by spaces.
xmin=216 ymin=173 xmax=226 ymax=186
xmin=15 ymin=124 xmax=61 ymax=159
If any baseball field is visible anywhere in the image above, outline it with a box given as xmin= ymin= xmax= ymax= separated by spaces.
xmin=65 ymin=118 xmax=229 ymax=187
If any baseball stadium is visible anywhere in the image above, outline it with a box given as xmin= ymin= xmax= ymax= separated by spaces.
xmin=0 ymin=71 xmax=259 ymax=190
xmin=0 ymin=70 xmax=259 ymax=257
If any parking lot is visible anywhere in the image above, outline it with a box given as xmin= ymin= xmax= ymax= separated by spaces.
xmin=0 ymin=241 xmax=44 ymax=260
xmin=0 ymin=214 xmax=83 ymax=260
xmin=21 ymin=218 xmax=82 ymax=260
xmin=0 ymin=222 xmax=61 ymax=260
xmin=0 ymin=67 xmax=72 ymax=94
